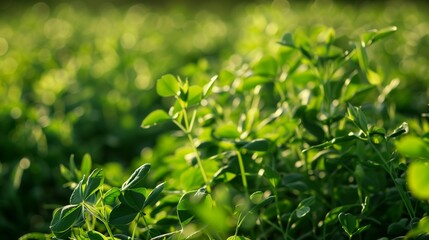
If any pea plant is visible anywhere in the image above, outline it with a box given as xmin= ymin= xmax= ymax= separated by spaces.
xmin=48 ymin=155 xmax=165 ymax=239
xmin=21 ymin=25 xmax=429 ymax=239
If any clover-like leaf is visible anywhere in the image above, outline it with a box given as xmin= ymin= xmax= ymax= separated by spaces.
xmin=338 ymin=213 xmax=359 ymax=237
xmin=120 ymin=188 xmax=146 ymax=211
xmin=109 ymin=203 xmax=137 ymax=226
xmin=70 ymin=178 xmax=84 ymax=204
xmin=50 ymin=204 xmax=83 ymax=234
xmin=187 ymin=85 xmax=203 ymax=106
xmin=103 ymin=187 xmax=120 ymax=205
xmin=156 ymin=74 xmax=179 ymax=97
xmin=122 ymin=163 xmax=151 ymax=190
xmin=84 ymin=169 xmax=104 ymax=200
xmin=144 ymin=182 xmax=165 ymax=208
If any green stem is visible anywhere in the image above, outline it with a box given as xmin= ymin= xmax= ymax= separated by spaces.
xmin=131 ymin=213 xmax=141 ymax=240
xmin=102 ymin=219 xmax=115 ymax=240
xmin=273 ymin=189 xmax=287 ymax=239
xmin=368 ymin=141 xmax=415 ymax=218
xmin=142 ymin=214 xmax=151 ymax=240
xmin=187 ymin=133 xmax=211 ymax=193
xmin=285 ymin=211 xmax=294 ymax=240
xmin=236 ymin=150 xmax=249 ymax=198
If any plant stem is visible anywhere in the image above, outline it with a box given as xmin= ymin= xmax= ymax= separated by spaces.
xmin=186 ymin=133 xmax=211 ymax=193
xmin=236 ymin=149 xmax=249 ymax=198
xmin=131 ymin=213 xmax=141 ymax=240
xmin=273 ymin=188 xmax=287 ymax=239
xmin=368 ymin=141 xmax=415 ymax=218
xmin=142 ymin=214 xmax=151 ymax=240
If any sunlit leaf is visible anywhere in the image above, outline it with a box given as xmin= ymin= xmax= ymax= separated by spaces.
xmin=50 ymin=204 xmax=82 ymax=234
xmin=87 ymin=230 xmax=108 ymax=240
xmin=253 ymin=56 xmax=278 ymax=77
xmin=226 ymin=236 xmax=251 ymax=240
xmin=187 ymin=85 xmax=203 ymax=105
xmin=84 ymin=169 xmax=104 ymax=200
xmin=396 ymin=136 xmax=429 ymax=159
xmin=103 ymin=187 xmax=120 ymax=205
xmin=122 ymin=163 xmax=151 ymax=190
xmin=141 ymin=109 xmax=171 ymax=128
xmin=214 ymin=123 xmax=240 ymax=139
xmin=407 ymin=161 xmax=429 ymax=199
xmin=296 ymin=206 xmax=310 ymax=218
xmin=156 ymin=74 xmax=179 ymax=97
xmin=203 ymin=75 xmax=217 ymax=97
xmin=80 ymin=153 xmax=92 ymax=178
xmin=70 ymin=179 xmax=84 ymax=204
xmin=144 ymin=182 xmax=165 ymax=208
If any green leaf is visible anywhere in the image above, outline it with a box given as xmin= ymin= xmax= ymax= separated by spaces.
xmin=103 ymin=187 xmax=120 ymax=205
xmin=60 ymin=164 xmax=73 ymax=182
xmin=141 ymin=109 xmax=171 ymax=128
xmin=387 ymin=218 xmax=409 ymax=236
xmin=253 ymin=56 xmax=278 ymax=77
xmin=109 ymin=203 xmax=137 ymax=226
xmin=226 ymin=236 xmax=251 ymax=240
xmin=369 ymin=126 xmax=386 ymax=144
xmin=279 ymin=32 xmax=295 ymax=47
xmin=338 ymin=213 xmax=359 ymax=236
xmin=70 ymin=178 xmax=84 ymax=204
xmin=363 ymin=26 xmax=397 ymax=46
xmin=371 ymin=26 xmax=397 ymax=43
xmin=84 ymin=169 xmax=104 ymax=200
xmin=50 ymin=204 xmax=82 ymax=234
xmin=144 ymin=182 xmax=165 ymax=208
xmin=299 ymin=196 xmax=315 ymax=207
xmin=242 ymin=76 xmax=271 ymax=91
xmin=250 ymin=196 xmax=275 ymax=213
xmin=355 ymin=224 xmax=371 ymax=235
xmin=356 ymin=40 xmax=369 ymax=74
xmin=122 ymin=163 xmax=151 ymax=190
xmin=249 ymin=191 xmax=263 ymax=204
xmin=214 ymin=123 xmax=240 ymax=139
xmin=324 ymin=205 xmax=354 ymax=226
xmin=262 ymin=166 xmax=280 ymax=188
xmin=156 ymin=74 xmax=179 ymax=97
xmin=80 ymin=153 xmax=92 ymax=178
xmin=203 ymin=75 xmax=217 ymax=97
xmin=177 ymin=188 xmax=212 ymax=228
xmin=407 ymin=160 xmax=429 ymax=199
xmin=388 ymin=122 xmax=408 ymax=139
xmin=407 ymin=216 xmax=429 ymax=237
xmin=177 ymin=191 xmax=198 ymax=227
xmin=396 ymin=136 xmax=429 ymax=159
xmin=120 ymin=188 xmax=147 ymax=211
xmin=296 ymin=206 xmax=310 ymax=218
xmin=347 ymin=103 xmax=368 ymax=133
xmin=187 ymin=85 xmax=203 ymax=105
xmin=18 ymin=233 xmax=52 ymax=240
xmin=87 ymin=230 xmax=108 ymax=240
xmin=242 ymin=139 xmax=270 ymax=152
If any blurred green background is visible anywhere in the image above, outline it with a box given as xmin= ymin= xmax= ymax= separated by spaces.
xmin=0 ymin=0 xmax=428 ymax=238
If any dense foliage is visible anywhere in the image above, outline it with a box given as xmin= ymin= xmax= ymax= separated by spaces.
xmin=1 ymin=1 xmax=428 ymax=239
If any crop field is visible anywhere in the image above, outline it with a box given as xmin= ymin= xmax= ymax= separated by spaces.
xmin=1 ymin=0 xmax=429 ymax=239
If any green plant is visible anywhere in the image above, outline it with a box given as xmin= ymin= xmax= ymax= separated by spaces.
xmin=17 ymin=7 xmax=429 ymax=239
xmin=22 ymin=154 xmax=165 ymax=239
